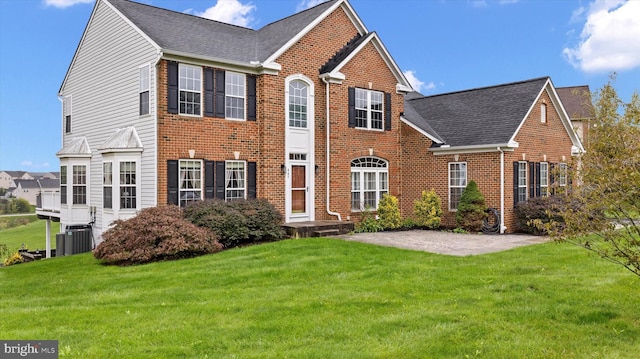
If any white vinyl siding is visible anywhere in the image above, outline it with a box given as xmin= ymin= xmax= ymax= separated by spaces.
xmin=59 ymin=0 xmax=158 ymax=240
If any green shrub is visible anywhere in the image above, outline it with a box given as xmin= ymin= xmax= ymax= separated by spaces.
xmin=413 ymin=189 xmax=443 ymax=229
xmin=94 ymin=205 xmax=221 ymax=265
xmin=184 ymin=199 xmax=285 ymax=248
xmin=400 ymin=217 xmax=419 ymax=230
xmin=377 ymin=194 xmax=401 ymax=230
xmin=3 ymin=251 xmax=23 ymax=266
xmin=456 ymin=181 xmax=487 ymax=232
xmin=514 ymin=195 xmax=598 ymax=235
xmin=355 ymin=209 xmax=383 ymax=233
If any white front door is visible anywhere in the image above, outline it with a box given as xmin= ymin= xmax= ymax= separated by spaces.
xmin=285 ymin=75 xmax=314 ymax=222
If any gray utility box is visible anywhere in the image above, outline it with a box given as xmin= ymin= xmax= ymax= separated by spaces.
xmin=56 ymin=224 xmax=93 ymax=257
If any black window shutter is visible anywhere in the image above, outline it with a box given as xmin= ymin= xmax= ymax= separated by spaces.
xmin=204 ymin=69 xmax=214 ymax=117
xmin=385 ymin=92 xmax=392 ymax=131
xmin=348 ymin=87 xmax=356 ymax=128
xmin=167 ymin=160 xmax=178 ymax=205
xmin=248 ymin=161 xmax=257 ymax=199
xmin=204 ymin=160 xmax=215 ymax=199
xmin=549 ymin=163 xmax=556 ymax=195
xmin=215 ymin=161 xmax=225 ymax=199
xmin=529 ymin=162 xmax=535 ymax=199
xmin=513 ymin=161 xmax=519 ymax=207
xmin=535 ymin=162 xmax=541 ymax=197
xmin=247 ymin=75 xmax=257 ymax=121
xmin=215 ymin=70 xmax=226 ymax=118
xmin=167 ymin=61 xmax=178 ymax=114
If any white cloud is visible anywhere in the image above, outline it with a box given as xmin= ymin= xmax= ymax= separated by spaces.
xmin=19 ymin=161 xmax=50 ymax=168
xmin=470 ymin=0 xmax=488 ymax=8
xmin=563 ymin=0 xmax=640 ymax=73
xmin=404 ymin=70 xmax=435 ymax=93
xmin=44 ymin=0 xmax=92 ymax=8
xmin=194 ymin=0 xmax=256 ymax=28
xmin=296 ymin=0 xmax=327 ymax=12
xmin=498 ymin=0 xmax=520 ymax=4
xmin=20 ymin=161 xmax=33 ymax=167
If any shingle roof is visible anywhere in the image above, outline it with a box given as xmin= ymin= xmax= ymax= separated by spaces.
xmin=404 ymin=77 xmax=549 ymax=147
xmin=319 ymin=33 xmax=366 ymax=74
xmin=108 ymin=0 xmax=338 ymax=64
xmin=38 ymin=178 xmax=60 ymax=189
xmin=14 ymin=179 xmax=40 ymax=189
xmin=556 ymin=85 xmax=594 ymax=120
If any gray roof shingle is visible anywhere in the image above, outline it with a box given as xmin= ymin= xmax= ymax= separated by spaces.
xmin=108 ymin=0 xmax=338 ymax=64
xmin=404 ymin=77 xmax=549 ymax=147
xmin=556 ymin=85 xmax=594 ymax=120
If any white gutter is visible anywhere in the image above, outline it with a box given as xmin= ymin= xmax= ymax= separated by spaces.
xmin=321 ymin=76 xmax=342 ymax=221
xmin=430 ymin=141 xmax=519 ymax=155
xmin=498 ymin=147 xmax=506 ymax=234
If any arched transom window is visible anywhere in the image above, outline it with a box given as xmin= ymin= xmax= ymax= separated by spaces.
xmin=289 ymin=80 xmax=308 ymax=128
xmin=351 ymin=157 xmax=388 ymax=211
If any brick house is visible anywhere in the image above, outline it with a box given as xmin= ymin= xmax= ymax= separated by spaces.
xmin=55 ymin=0 xmax=585 ymax=241
xmin=56 ymin=0 xmax=412 ymax=240
xmin=401 ymin=77 xmax=584 ymax=233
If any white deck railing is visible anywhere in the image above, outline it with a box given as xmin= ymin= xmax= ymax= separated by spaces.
xmin=36 ymin=191 xmax=61 ymax=218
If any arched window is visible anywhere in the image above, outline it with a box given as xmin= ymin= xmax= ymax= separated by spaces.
xmin=351 ymin=157 xmax=388 ymax=211
xmin=288 ymin=80 xmax=308 ymax=128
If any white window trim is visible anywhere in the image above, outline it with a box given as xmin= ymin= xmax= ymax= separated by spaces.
xmin=60 ymin=165 xmax=68 ymax=205
xmin=540 ymin=162 xmax=549 ymax=196
xmin=179 ymin=159 xmax=203 ymax=207
xmin=448 ymin=162 xmax=467 ymax=212
xmin=287 ymin=79 xmax=309 ymax=129
xmin=540 ymin=103 xmax=547 ymax=123
xmin=225 ymin=71 xmax=246 ymax=121
xmin=103 ymin=161 xmax=113 ymax=209
xmin=225 ymin=160 xmax=247 ymax=201
xmin=518 ymin=161 xmax=527 ymax=202
xmin=355 ymin=88 xmax=384 ymax=131
xmin=139 ymin=64 xmax=151 ymax=117
xmin=558 ymin=162 xmax=568 ymax=187
xmin=119 ymin=161 xmax=137 ymax=210
xmin=101 ymin=153 xmax=141 ymax=212
xmin=72 ymin=164 xmax=88 ymax=205
xmin=63 ymin=95 xmax=72 ymax=134
xmin=350 ymin=157 xmax=388 ymax=211
xmin=178 ymin=63 xmax=202 ymax=117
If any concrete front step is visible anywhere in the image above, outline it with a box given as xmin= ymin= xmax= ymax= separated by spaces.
xmin=282 ymin=220 xmax=354 ymax=239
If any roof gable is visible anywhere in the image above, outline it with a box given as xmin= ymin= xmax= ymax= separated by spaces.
xmin=405 ymin=77 xmax=550 ymax=148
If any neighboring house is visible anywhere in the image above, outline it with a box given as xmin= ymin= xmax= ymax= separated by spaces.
xmin=10 ymin=178 xmax=60 ymax=205
xmin=556 ymin=85 xmax=594 ymax=145
xmin=57 ymin=0 xmax=412 ymax=240
xmin=0 ymin=171 xmax=26 ymax=189
xmin=401 ymin=77 xmax=584 ymax=233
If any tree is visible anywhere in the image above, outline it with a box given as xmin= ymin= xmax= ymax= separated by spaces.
xmin=542 ymin=76 xmax=640 ymax=277
xmin=456 ymin=180 xmax=487 ymax=232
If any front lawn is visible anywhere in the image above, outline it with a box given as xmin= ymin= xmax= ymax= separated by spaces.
xmin=1 ymin=238 xmax=638 ymax=358
xmin=0 ymin=216 xmax=58 ymax=252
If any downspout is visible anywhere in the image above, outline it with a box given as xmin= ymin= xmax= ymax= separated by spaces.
xmin=321 ymin=77 xmax=342 ymax=221
xmin=498 ymin=147 xmax=506 ymax=234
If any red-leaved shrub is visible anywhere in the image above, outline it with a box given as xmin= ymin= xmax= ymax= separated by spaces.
xmin=94 ymin=205 xmax=222 ymax=265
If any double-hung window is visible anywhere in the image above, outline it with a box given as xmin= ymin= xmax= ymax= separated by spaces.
xmin=60 ymin=166 xmax=67 ymax=205
xmin=179 ymin=64 xmax=201 ymax=116
xmin=120 ymin=161 xmax=136 ymax=209
xmin=517 ymin=161 xmax=527 ymax=203
xmin=351 ymin=157 xmax=388 ymax=211
xmin=225 ymin=72 xmax=245 ymax=119
xmin=72 ymin=165 xmax=87 ymax=205
xmin=540 ymin=162 xmax=549 ymax=196
xmin=139 ymin=64 xmax=150 ymax=116
xmin=355 ymin=88 xmax=383 ymax=130
xmin=225 ymin=160 xmax=246 ymax=201
xmin=558 ymin=163 xmax=567 ymax=187
xmin=179 ymin=160 xmax=202 ymax=207
xmin=449 ymin=162 xmax=467 ymax=211
xmin=103 ymin=162 xmax=112 ymax=209
xmin=63 ymin=96 xmax=72 ymax=133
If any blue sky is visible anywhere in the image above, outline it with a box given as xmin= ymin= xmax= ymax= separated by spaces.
xmin=1 ymin=0 xmax=639 ymax=171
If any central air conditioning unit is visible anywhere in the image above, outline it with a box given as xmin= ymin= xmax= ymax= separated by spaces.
xmin=56 ymin=224 xmax=93 ymax=256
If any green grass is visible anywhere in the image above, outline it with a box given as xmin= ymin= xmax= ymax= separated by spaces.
xmin=1 ymin=238 xmax=639 ymax=358
xmin=0 ymin=216 xmax=58 ymax=251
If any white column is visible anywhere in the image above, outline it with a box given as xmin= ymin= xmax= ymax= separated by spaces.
xmin=45 ymin=219 xmax=51 ymax=259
